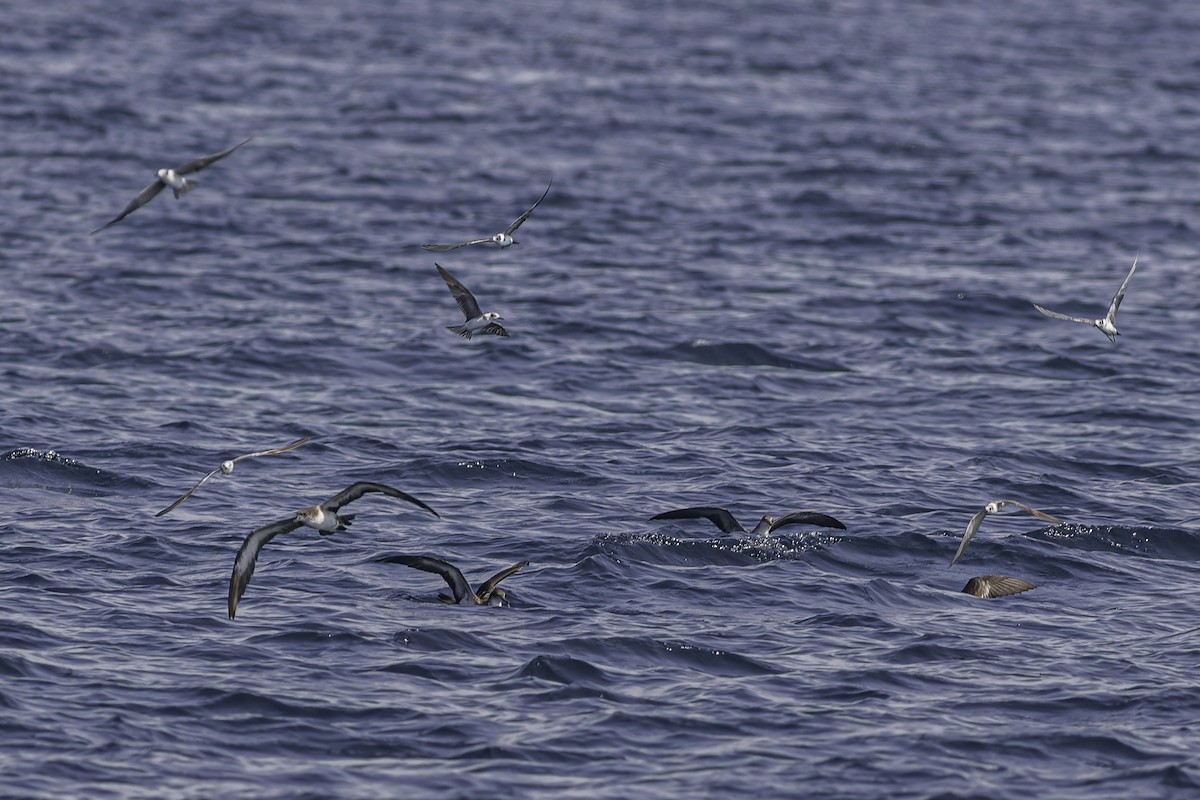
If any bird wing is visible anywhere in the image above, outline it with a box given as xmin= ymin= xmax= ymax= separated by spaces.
xmin=767 ymin=511 xmax=847 ymax=533
xmin=175 ymin=137 xmax=253 ymax=174
xmin=377 ymin=554 xmax=471 ymax=603
xmin=504 ymin=179 xmax=552 ymax=236
xmin=962 ymin=575 xmax=1037 ymax=598
xmin=1032 ymin=303 xmax=1095 ymax=326
xmin=1002 ymin=500 xmax=1063 ymax=526
xmin=650 ymin=506 xmax=744 ymax=533
xmin=155 ymin=465 xmax=223 ymax=517
xmin=1107 ymin=253 xmax=1139 ymax=320
xmin=91 ymin=179 xmax=166 ymax=234
xmin=421 ymin=239 xmax=491 ymax=253
xmin=435 ymin=263 xmax=483 ymax=320
xmin=950 ymin=507 xmax=990 ymax=567
xmin=229 ymin=435 xmax=313 ymax=465
xmin=477 ymin=560 xmax=530 ymax=600
xmin=319 ymin=481 xmax=439 ymax=517
xmin=228 ymin=517 xmax=304 ymax=619
xmin=481 ymin=322 xmax=509 ymax=338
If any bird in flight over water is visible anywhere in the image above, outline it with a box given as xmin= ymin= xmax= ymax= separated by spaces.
xmin=961 ymin=575 xmax=1037 ymax=598
xmin=1032 ymin=253 xmax=1139 ymax=342
xmin=950 ymin=500 xmax=1062 ymax=567
xmin=436 ymin=263 xmax=508 ymax=339
xmin=91 ymin=137 xmax=253 ymax=234
xmin=376 ymin=554 xmax=529 ymax=606
xmin=156 ymin=435 xmax=312 ymax=517
xmin=421 ymin=180 xmax=551 ymax=252
xmin=650 ymin=505 xmax=846 ymax=536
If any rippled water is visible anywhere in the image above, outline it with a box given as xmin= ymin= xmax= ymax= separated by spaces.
xmin=4 ymin=1 xmax=1200 ymax=797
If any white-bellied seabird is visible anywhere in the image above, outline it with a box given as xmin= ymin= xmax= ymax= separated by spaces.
xmin=436 ymin=263 xmax=508 ymax=339
xmin=1032 ymin=253 xmax=1139 ymax=342
xmin=961 ymin=575 xmax=1036 ymax=598
xmin=227 ymin=482 xmax=439 ymax=619
xmin=950 ymin=500 xmax=1062 ymax=567
xmin=91 ymin=137 xmax=253 ymax=234
xmin=376 ymin=554 xmax=529 ymax=606
xmin=156 ymin=435 xmax=311 ymax=517
xmin=421 ymin=180 xmax=551 ymax=252
xmin=650 ymin=506 xmax=846 ymax=535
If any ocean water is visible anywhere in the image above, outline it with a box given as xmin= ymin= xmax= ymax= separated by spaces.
xmin=3 ymin=0 xmax=1200 ymax=797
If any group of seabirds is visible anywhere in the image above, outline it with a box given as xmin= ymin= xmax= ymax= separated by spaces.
xmin=98 ymin=138 xmax=1144 ymax=619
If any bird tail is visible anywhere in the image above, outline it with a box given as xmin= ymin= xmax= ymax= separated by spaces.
xmin=173 ymin=178 xmax=198 ymax=199
xmin=447 ymin=325 xmax=472 ymax=340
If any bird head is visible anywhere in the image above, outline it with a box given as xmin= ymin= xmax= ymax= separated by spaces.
xmin=220 ymin=460 xmax=236 ymax=474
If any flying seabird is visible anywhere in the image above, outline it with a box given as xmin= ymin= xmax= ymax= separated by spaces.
xmin=376 ymin=554 xmax=529 ymax=606
xmin=227 ymin=481 xmax=439 ymax=619
xmin=1032 ymin=253 xmax=1139 ymax=342
xmin=961 ymin=575 xmax=1037 ymax=598
xmin=950 ymin=500 xmax=1062 ymax=567
xmin=91 ymin=137 xmax=253 ymax=234
xmin=155 ymin=435 xmax=312 ymax=517
xmin=650 ymin=506 xmax=846 ymax=536
xmin=421 ymin=180 xmax=551 ymax=252
xmin=436 ymin=263 xmax=508 ymax=339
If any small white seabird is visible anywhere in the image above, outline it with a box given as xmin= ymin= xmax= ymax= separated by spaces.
xmin=650 ymin=506 xmax=846 ymax=536
xmin=376 ymin=554 xmax=529 ymax=606
xmin=950 ymin=500 xmax=1062 ymax=567
xmin=156 ymin=435 xmax=312 ymax=517
xmin=1032 ymin=253 xmax=1139 ymax=342
xmin=91 ymin=137 xmax=253 ymax=234
xmin=961 ymin=575 xmax=1037 ymax=598
xmin=436 ymin=263 xmax=508 ymax=339
xmin=227 ymin=481 xmax=440 ymax=619
xmin=421 ymin=180 xmax=551 ymax=252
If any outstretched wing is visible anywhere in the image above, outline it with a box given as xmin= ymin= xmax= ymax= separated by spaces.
xmin=435 ymin=263 xmax=483 ymax=320
xmin=1032 ymin=303 xmax=1094 ymax=326
xmin=91 ymin=179 xmax=166 ymax=234
xmin=228 ymin=517 xmax=304 ymax=619
xmin=767 ymin=511 xmax=847 ymax=533
xmin=481 ymin=322 xmax=509 ymax=338
xmin=1107 ymin=253 xmax=1139 ymax=320
xmin=477 ymin=560 xmax=529 ymax=599
xmin=229 ymin=435 xmax=313 ymax=465
xmin=504 ymin=179 xmax=552 ymax=236
xmin=175 ymin=137 xmax=254 ymax=175
xmin=377 ymin=554 xmax=471 ymax=603
xmin=155 ymin=465 xmax=223 ymax=517
xmin=650 ymin=506 xmax=743 ymax=533
xmin=319 ymin=482 xmax=439 ymax=517
xmin=950 ymin=507 xmax=990 ymax=567
xmin=1001 ymin=500 xmax=1063 ymax=526
xmin=421 ymin=238 xmax=491 ymax=253
xmin=962 ymin=575 xmax=1037 ymax=598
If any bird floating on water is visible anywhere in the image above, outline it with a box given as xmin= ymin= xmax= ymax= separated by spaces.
xmin=227 ymin=482 xmax=439 ymax=619
xmin=961 ymin=575 xmax=1037 ymax=598
xmin=156 ymin=435 xmax=311 ymax=517
xmin=650 ymin=506 xmax=846 ymax=536
xmin=421 ymin=180 xmax=551 ymax=252
xmin=91 ymin=137 xmax=253 ymax=234
xmin=436 ymin=263 xmax=508 ymax=339
xmin=1032 ymin=253 xmax=1139 ymax=342
xmin=377 ymin=554 xmax=529 ymax=606
xmin=950 ymin=500 xmax=1062 ymax=567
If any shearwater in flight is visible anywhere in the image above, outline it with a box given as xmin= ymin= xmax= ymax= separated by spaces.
xmin=421 ymin=180 xmax=551 ymax=252
xmin=961 ymin=575 xmax=1037 ymax=598
xmin=650 ymin=506 xmax=846 ymax=536
xmin=91 ymin=137 xmax=253 ymax=234
xmin=376 ymin=554 xmax=529 ymax=606
xmin=227 ymin=482 xmax=439 ymax=619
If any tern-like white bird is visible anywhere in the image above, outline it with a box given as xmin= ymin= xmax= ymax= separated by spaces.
xmin=950 ymin=500 xmax=1062 ymax=567
xmin=1032 ymin=253 xmax=1139 ymax=342
xmin=421 ymin=180 xmax=551 ymax=252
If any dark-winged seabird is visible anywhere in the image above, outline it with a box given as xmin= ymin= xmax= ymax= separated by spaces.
xmin=155 ymin=435 xmax=311 ymax=517
xmin=1032 ymin=253 xmax=1139 ymax=342
xmin=421 ymin=180 xmax=551 ymax=252
xmin=650 ymin=506 xmax=846 ymax=536
xmin=961 ymin=575 xmax=1037 ymax=598
xmin=376 ymin=554 xmax=529 ymax=606
xmin=91 ymin=137 xmax=253 ymax=234
xmin=436 ymin=263 xmax=508 ymax=339
xmin=950 ymin=500 xmax=1062 ymax=567
xmin=227 ymin=482 xmax=439 ymax=619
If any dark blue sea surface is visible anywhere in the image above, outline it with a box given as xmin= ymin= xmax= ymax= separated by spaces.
xmin=3 ymin=0 xmax=1200 ymax=797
